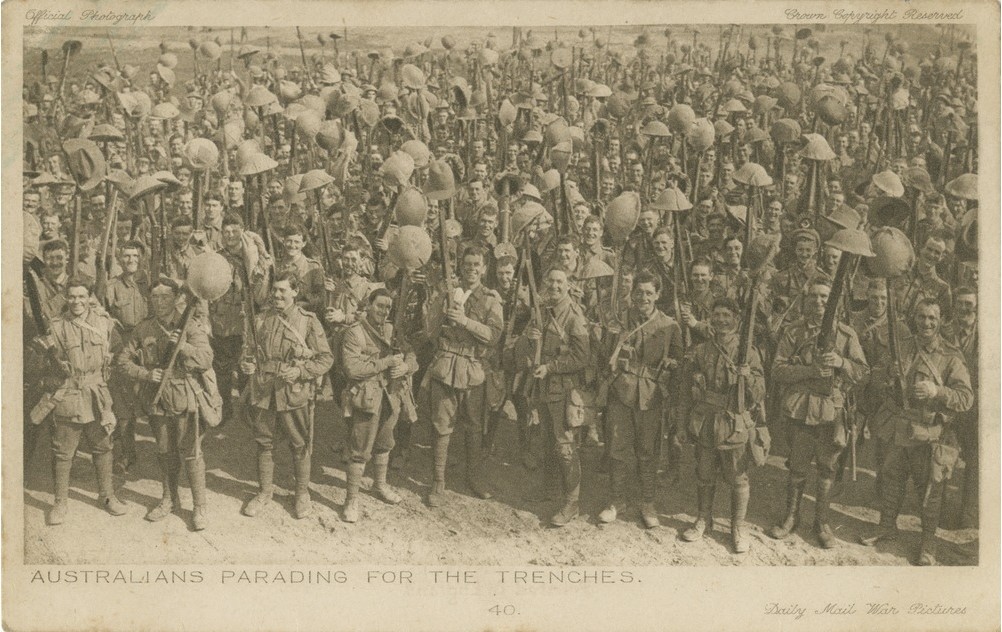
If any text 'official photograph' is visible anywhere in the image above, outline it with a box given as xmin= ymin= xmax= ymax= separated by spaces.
xmin=20 ymin=22 xmax=981 ymax=569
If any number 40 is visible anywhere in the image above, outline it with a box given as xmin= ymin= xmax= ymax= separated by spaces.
xmin=489 ymin=604 xmax=517 ymax=616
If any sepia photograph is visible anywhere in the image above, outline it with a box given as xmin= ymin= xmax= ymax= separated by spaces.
xmin=4 ymin=1 xmax=999 ymax=630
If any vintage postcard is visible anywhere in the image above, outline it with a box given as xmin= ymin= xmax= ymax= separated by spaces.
xmin=2 ymin=0 xmax=998 ymax=630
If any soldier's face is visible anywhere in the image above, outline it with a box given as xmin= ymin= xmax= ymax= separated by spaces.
xmin=44 ymin=248 xmax=67 ymax=275
xmin=67 ymin=286 xmax=90 ymax=317
xmin=24 ymin=193 xmax=41 ymax=213
xmin=179 ymin=195 xmax=194 ymax=215
xmin=284 ymin=234 xmax=305 ymax=257
xmin=824 ymin=247 xmax=841 ymax=271
xmin=150 ymin=289 xmax=175 ymax=319
xmin=271 ymin=280 xmax=298 ymax=310
xmin=691 ymin=265 xmax=712 ymax=291
xmin=544 ymin=269 xmax=569 ymax=302
xmin=478 ymin=215 xmax=497 ymax=238
xmin=710 ymin=306 xmax=738 ymax=334
xmin=228 ymin=182 xmax=243 ymax=202
xmin=268 ymin=180 xmax=284 ymax=198
xmin=557 ymin=243 xmax=577 ymax=269
xmin=367 ymin=295 xmax=393 ymax=325
xmin=653 ymin=233 xmax=673 ymax=261
xmin=582 ymin=221 xmax=602 ymax=245
xmin=914 ymin=304 xmax=941 ymax=341
xmin=920 ymin=239 xmax=946 ymax=266
xmin=496 ymin=263 xmax=515 ymax=290
xmin=206 ymin=199 xmax=224 ymax=219
xmin=172 ymin=225 xmax=193 ymax=247
xmin=222 ymin=224 xmax=243 ymax=249
xmin=573 ymin=205 xmax=591 ymax=228
xmin=765 ymin=202 xmax=783 ymax=225
xmin=631 ymin=282 xmax=659 ymax=314
xmin=461 ymin=254 xmax=485 ymax=286
xmin=955 ymin=293 xmax=976 ymax=322
xmin=795 ymin=240 xmax=817 ymax=265
xmin=601 ymin=177 xmax=615 ymax=197
xmin=806 ymin=285 xmax=830 ymax=317
xmin=707 ymin=219 xmax=725 ymax=241
xmin=41 ymin=215 xmax=61 ymax=235
xmin=867 ymin=288 xmax=887 ymax=316
xmin=640 ymin=211 xmax=659 ymax=234
xmin=120 ymin=248 xmax=141 ymax=274
xmin=341 ymin=250 xmax=361 ymax=276
xmin=725 ymin=240 xmax=743 ymax=265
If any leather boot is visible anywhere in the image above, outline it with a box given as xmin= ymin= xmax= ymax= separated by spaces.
xmin=372 ymin=453 xmax=401 ymax=505
xmin=243 ymin=451 xmax=274 ymax=517
xmin=551 ymin=454 xmax=580 ymax=527
xmin=94 ymin=452 xmax=128 ymax=516
xmin=293 ymin=454 xmax=313 ymax=519
xmin=428 ymin=434 xmax=450 ymax=507
xmin=768 ymin=480 xmax=804 ymax=539
xmin=464 ymin=430 xmax=492 ymax=500
xmin=187 ymin=457 xmax=208 ymax=531
xmin=146 ymin=455 xmax=178 ymax=522
xmin=342 ymin=462 xmax=364 ymax=523
xmin=731 ymin=481 xmax=751 ymax=554
xmin=917 ymin=533 xmax=938 ymax=566
xmin=682 ymin=485 xmax=715 ymax=542
xmin=529 ymin=450 xmax=561 ymax=503
xmin=47 ymin=459 xmax=72 ymax=526
xmin=640 ymin=502 xmax=660 ymax=529
xmin=814 ymin=478 xmax=837 ymax=549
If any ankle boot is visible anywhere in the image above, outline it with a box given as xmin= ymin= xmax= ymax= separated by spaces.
xmin=372 ymin=453 xmax=401 ymax=504
xmin=464 ymin=430 xmax=492 ymax=499
xmin=293 ymin=454 xmax=313 ymax=519
xmin=428 ymin=434 xmax=450 ymax=507
xmin=187 ymin=457 xmax=208 ymax=531
xmin=94 ymin=452 xmax=128 ymax=516
xmin=768 ymin=480 xmax=804 ymax=539
xmin=683 ymin=485 xmax=715 ymax=542
xmin=243 ymin=451 xmax=274 ymax=517
xmin=814 ymin=478 xmax=837 ymax=549
xmin=551 ymin=456 xmax=580 ymax=527
xmin=731 ymin=482 xmax=751 ymax=554
xmin=146 ymin=455 xmax=178 ymax=522
xmin=47 ymin=459 xmax=72 ymax=526
xmin=342 ymin=462 xmax=364 ymax=523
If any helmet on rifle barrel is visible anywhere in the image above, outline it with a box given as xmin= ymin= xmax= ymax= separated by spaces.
xmin=866 ymin=226 xmax=914 ymax=278
xmin=388 ymin=225 xmax=433 ymax=270
xmin=187 ymin=251 xmax=234 ymax=302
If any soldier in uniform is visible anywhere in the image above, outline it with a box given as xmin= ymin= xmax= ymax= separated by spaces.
xmin=680 ymin=297 xmax=766 ymax=553
xmin=277 ymin=224 xmax=326 ymax=315
xmin=516 ymin=266 xmax=590 ymax=526
xmin=239 ymin=273 xmax=334 ymax=519
xmin=861 ymin=299 xmax=974 ymax=565
xmin=31 ymin=278 xmax=127 ymax=525
xmin=210 ymin=214 xmax=271 ymax=426
xmin=423 ymin=244 xmax=503 ymax=506
xmin=117 ymin=285 xmax=217 ymax=530
xmin=940 ymin=287 xmax=978 ymax=529
xmin=893 ymin=235 xmax=952 ymax=323
xmin=768 ymin=282 xmax=869 ymax=549
xmin=769 ymin=228 xmax=832 ymax=330
xmin=678 ymin=260 xmax=720 ymax=342
xmin=598 ymin=271 xmax=682 ymax=528
xmin=104 ymin=241 xmax=150 ymax=474
xmin=339 ymin=288 xmax=418 ymax=523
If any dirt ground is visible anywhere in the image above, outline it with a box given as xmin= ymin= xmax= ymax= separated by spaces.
xmin=22 ymin=402 xmax=979 ymax=567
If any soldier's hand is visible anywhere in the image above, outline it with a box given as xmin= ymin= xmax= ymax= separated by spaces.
xmin=33 ymin=335 xmax=55 ymax=351
xmin=735 ymin=364 xmax=751 ymax=377
xmin=389 ymin=363 xmax=409 ymax=379
xmin=374 ymin=238 xmax=388 ymax=251
xmin=408 ymin=269 xmax=427 ymax=284
xmin=532 ymin=364 xmax=549 ymax=379
xmin=816 ymin=366 xmax=834 ymax=378
xmin=167 ymin=330 xmax=181 ymax=345
xmin=912 ymin=380 xmax=939 ymax=400
xmin=820 ymin=351 xmax=844 ymax=368
xmin=324 ymin=277 xmax=338 ymax=292
xmin=527 ymin=326 xmax=542 ymax=341
xmin=240 ymin=360 xmax=256 ymax=375
xmin=446 ymin=304 xmax=466 ymax=325
xmin=325 ymin=307 xmax=346 ymax=323
xmin=279 ymin=366 xmax=301 ymax=382
xmin=149 ymin=368 xmax=164 ymax=383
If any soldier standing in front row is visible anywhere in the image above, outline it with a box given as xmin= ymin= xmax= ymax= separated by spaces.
xmin=117 ymin=285 xmax=217 ymax=530
xmin=32 ymin=279 xmax=127 ymax=525
xmin=768 ymin=282 xmax=869 ymax=549
xmin=517 ymin=266 xmax=591 ymax=527
xmin=423 ymin=244 xmax=503 ymax=506
xmin=339 ymin=288 xmax=418 ymax=523
xmin=599 ymin=271 xmax=682 ymax=529
xmin=861 ymin=299 xmax=973 ymax=565
xmin=680 ymin=298 xmax=766 ymax=553
xmin=240 ymin=273 xmax=334 ymax=519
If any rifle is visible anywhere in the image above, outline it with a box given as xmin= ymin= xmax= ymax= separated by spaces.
xmin=25 ymin=268 xmax=50 ymax=338
xmin=150 ymin=301 xmax=198 ymax=408
xmin=106 ymin=31 xmax=123 ymax=75
xmin=94 ymin=186 xmax=119 ymax=305
xmin=295 ymin=27 xmax=315 ymax=89
xmin=522 ymin=244 xmax=544 ymax=400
